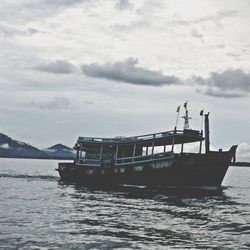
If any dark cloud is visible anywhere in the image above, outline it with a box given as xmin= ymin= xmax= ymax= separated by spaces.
xmin=114 ymin=0 xmax=132 ymax=10
xmin=190 ymin=29 xmax=204 ymax=41
xmin=201 ymin=89 xmax=243 ymax=98
xmin=27 ymin=28 xmax=40 ymax=34
xmin=34 ymin=60 xmax=76 ymax=74
xmin=31 ymin=97 xmax=71 ymax=110
xmin=81 ymin=59 xmax=250 ymax=98
xmin=32 ymin=57 xmax=250 ymax=99
xmin=192 ymin=69 xmax=250 ymax=98
xmin=81 ymin=57 xmax=181 ymax=86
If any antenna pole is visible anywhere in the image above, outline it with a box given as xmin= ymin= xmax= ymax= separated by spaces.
xmin=200 ymin=112 xmax=204 ymax=132
xmin=182 ymin=101 xmax=191 ymax=130
xmin=175 ymin=111 xmax=180 ymax=129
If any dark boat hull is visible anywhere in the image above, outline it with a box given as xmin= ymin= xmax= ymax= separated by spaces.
xmin=57 ymin=146 xmax=237 ymax=187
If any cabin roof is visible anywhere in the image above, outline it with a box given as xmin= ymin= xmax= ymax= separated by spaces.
xmin=76 ymin=129 xmax=203 ymax=148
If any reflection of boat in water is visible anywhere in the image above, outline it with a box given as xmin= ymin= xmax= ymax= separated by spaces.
xmin=56 ymin=104 xmax=237 ymax=188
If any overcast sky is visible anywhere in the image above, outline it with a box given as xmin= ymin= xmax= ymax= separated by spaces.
xmin=0 ymin=0 xmax=250 ymax=160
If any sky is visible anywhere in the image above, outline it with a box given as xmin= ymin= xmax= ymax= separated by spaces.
xmin=0 ymin=0 xmax=250 ymax=160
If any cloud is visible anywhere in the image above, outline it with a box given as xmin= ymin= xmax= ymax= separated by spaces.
xmin=42 ymin=0 xmax=85 ymax=7
xmin=173 ymin=10 xmax=238 ymax=26
xmin=0 ymin=0 xmax=87 ymax=25
xmin=190 ymin=29 xmax=204 ymax=41
xmin=201 ymin=89 xmax=243 ymax=98
xmin=81 ymin=58 xmax=249 ymax=98
xmin=34 ymin=60 xmax=76 ymax=74
xmin=31 ymin=97 xmax=71 ymax=110
xmin=0 ymin=23 xmax=41 ymax=38
xmin=114 ymin=0 xmax=132 ymax=11
xmin=81 ymin=57 xmax=181 ymax=86
xmin=216 ymin=10 xmax=239 ymax=19
xmin=237 ymin=143 xmax=250 ymax=162
xmin=27 ymin=28 xmax=40 ymax=34
xmin=25 ymin=56 xmax=250 ymax=99
xmin=192 ymin=69 xmax=250 ymax=98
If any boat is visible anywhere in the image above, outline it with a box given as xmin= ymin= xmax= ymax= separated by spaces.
xmin=56 ymin=104 xmax=237 ymax=188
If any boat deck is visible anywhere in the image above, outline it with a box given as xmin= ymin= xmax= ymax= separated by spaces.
xmin=77 ymin=129 xmax=203 ymax=147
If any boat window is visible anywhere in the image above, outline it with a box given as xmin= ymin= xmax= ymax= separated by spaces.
xmin=164 ymin=145 xmax=172 ymax=152
xmin=183 ymin=142 xmax=200 ymax=153
xmin=142 ymin=145 xmax=172 ymax=155
xmin=154 ymin=146 xmax=166 ymax=154
xmin=80 ymin=150 xmax=86 ymax=159
xmin=173 ymin=144 xmax=182 ymax=153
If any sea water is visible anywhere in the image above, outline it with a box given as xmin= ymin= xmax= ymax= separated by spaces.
xmin=0 ymin=158 xmax=250 ymax=249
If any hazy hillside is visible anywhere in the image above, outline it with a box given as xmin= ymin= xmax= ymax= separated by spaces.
xmin=42 ymin=144 xmax=75 ymax=159
xmin=0 ymin=133 xmax=75 ymax=159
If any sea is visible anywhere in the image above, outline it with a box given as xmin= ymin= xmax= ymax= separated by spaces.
xmin=0 ymin=158 xmax=250 ymax=250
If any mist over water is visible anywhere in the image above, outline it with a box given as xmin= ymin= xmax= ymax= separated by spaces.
xmin=0 ymin=158 xmax=250 ymax=249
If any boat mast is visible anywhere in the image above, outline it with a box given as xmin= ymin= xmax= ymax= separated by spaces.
xmin=199 ymin=110 xmax=204 ymax=153
xmin=204 ymin=112 xmax=210 ymax=153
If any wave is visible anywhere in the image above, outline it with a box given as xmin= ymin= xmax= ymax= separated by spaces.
xmin=0 ymin=173 xmax=59 ymax=181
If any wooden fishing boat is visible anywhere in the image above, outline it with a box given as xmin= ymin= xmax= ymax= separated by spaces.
xmin=56 ymin=106 xmax=237 ymax=188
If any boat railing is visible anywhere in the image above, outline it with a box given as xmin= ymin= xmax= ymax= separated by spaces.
xmin=78 ymin=158 xmax=100 ymax=166
xmin=115 ymin=151 xmax=173 ymax=165
xmin=78 ymin=130 xmax=191 ymax=144
xmin=77 ymin=151 xmax=174 ymax=167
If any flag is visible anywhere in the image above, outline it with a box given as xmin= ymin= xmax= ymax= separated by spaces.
xmin=176 ymin=106 xmax=180 ymax=112
xmin=200 ymin=110 xmax=204 ymax=116
xmin=184 ymin=101 xmax=188 ymax=109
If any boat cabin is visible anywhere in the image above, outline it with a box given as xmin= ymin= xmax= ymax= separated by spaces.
xmin=74 ymin=128 xmax=204 ymax=168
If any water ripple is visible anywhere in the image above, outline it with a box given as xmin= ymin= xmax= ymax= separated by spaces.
xmin=0 ymin=160 xmax=250 ymax=249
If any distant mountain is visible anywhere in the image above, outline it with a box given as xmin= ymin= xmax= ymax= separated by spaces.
xmin=0 ymin=133 xmax=45 ymax=158
xmin=42 ymin=144 xmax=75 ymax=159
xmin=0 ymin=133 xmax=75 ymax=159
xmin=47 ymin=144 xmax=73 ymax=151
